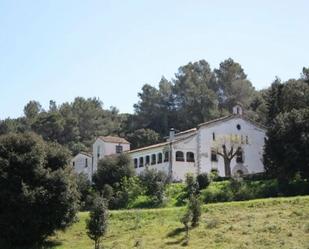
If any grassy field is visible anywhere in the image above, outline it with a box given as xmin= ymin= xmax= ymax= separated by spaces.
xmin=48 ymin=196 xmax=309 ymax=249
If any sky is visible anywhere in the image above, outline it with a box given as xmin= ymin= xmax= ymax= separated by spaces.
xmin=0 ymin=0 xmax=308 ymax=119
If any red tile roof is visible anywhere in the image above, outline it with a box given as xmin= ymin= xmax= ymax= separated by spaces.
xmin=98 ymin=136 xmax=130 ymax=144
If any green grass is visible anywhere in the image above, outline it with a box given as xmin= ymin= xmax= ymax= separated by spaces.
xmin=48 ymin=196 xmax=309 ymax=249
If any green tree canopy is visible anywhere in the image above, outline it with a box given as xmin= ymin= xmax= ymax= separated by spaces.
xmin=0 ymin=133 xmax=79 ymax=248
xmin=93 ymin=153 xmax=134 ymax=191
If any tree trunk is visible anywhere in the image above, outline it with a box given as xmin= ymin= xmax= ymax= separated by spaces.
xmin=224 ymin=158 xmax=231 ymax=177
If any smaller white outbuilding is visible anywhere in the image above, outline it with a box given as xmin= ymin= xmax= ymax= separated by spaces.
xmin=72 ymin=136 xmax=130 ymax=181
xmin=71 ymin=152 xmax=93 ymax=180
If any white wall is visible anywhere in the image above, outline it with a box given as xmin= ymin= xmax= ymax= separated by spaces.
xmin=130 ymin=135 xmax=199 ymax=181
xmin=104 ymin=142 xmax=130 ymax=156
xmin=71 ymin=154 xmax=92 ymax=180
xmin=92 ymin=139 xmax=105 ymax=173
xmin=129 ymin=145 xmax=171 ymax=176
xmin=198 ymin=117 xmax=265 ymax=176
xmin=171 ymin=135 xmax=198 ymax=181
xmin=92 ymin=138 xmax=131 ymax=173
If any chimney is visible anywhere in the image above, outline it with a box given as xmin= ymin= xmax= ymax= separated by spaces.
xmin=169 ymin=128 xmax=175 ymax=141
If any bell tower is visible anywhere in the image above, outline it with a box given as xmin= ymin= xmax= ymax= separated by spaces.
xmin=233 ymin=103 xmax=243 ymax=115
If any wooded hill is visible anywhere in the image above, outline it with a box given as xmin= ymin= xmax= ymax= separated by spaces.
xmin=1 ymin=58 xmax=308 ymax=154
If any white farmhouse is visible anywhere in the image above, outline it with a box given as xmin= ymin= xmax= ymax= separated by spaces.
xmin=72 ymin=136 xmax=130 ymax=181
xmin=128 ymin=104 xmax=266 ymax=181
xmin=92 ymin=136 xmax=130 ymax=173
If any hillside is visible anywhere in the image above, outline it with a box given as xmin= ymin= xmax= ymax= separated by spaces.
xmin=48 ymin=196 xmax=309 ymax=249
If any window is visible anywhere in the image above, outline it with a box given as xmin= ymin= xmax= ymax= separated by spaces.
xmin=85 ymin=158 xmax=88 ymax=167
xmin=212 ymin=132 xmax=215 ymax=141
xmin=145 ymin=155 xmax=150 ymax=166
xmin=237 ymin=107 xmax=240 ymax=114
xmin=211 ymin=148 xmax=218 ymax=162
xmin=151 ymin=154 xmax=156 ymax=165
xmin=246 ymin=136 xmax=249 ymax=144
xmin=116 ymin=145 xmax=123 ymax=154
xmin=237 ymin=124 xmax=241 ymax=130
xmin=97 ymin=146 xmax=100 ymax=158
xmin=139 ymin=157 xmax=144 ymax=167
xmin=164 ymin=151 xmax=169 ymax=162
xmin=236 ymin=147 xmax=244 ymax=163
xmin=134 ymin=158 xmax=138 ymax=168
xmin=186 ymin=152 xmax=195 ymax=162
xmin=72 ymin=161 xmax=75 ymax=167
xmin=157 ymin=153 xmax=163 ymax=164
xmin=176 ymin=151 xmax=184 ymax=161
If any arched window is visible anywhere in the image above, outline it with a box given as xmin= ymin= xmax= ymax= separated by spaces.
xmin=157 ymin=153 xmax=163 ymax=164
xmin=236 ymin=147 xmax=244 ymax=163
xmin=139 ymin=157 xmax=144 ymax=167
xmin=164 ymin=151 xmax=169 ymax=162
xmin=211 ymin=148 xmax=218 ymax=162
xmin=145 ymin=155 xmax=150 ymax=166
xmin=134 ymin=158 xmax=138 ymax=168
xmin=176 ymin=151 xmax=184 ymax=161
xmin=186 ymin=152 xmax=195 ymax=162
xmin=151 ymin=154 xmax=156 ymax=165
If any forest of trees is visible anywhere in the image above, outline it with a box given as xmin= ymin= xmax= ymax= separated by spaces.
xmin=0 ymin=58 xmax=308 ymax=154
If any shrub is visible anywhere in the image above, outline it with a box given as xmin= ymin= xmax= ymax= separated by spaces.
xmin=209 ymin=168 xmax=219 ymax=181
xmin=197 ymin=173 xmax=210 ymax=190
xmin=183 ymin=174 xmax=202 ymax=227
xmin=189 ymin=195 xmax=202 ymax=227
xmin=185 ymin=173 xmax=199 ymax=197
xmin=93 ymin=153 xmax=134 ymax=191
xmin=86 ymin=197 xmax=108 ymax=249
xmin=139 ymin=169 xmax=168 ymax=206
xmin=0 ymin=133 xmax=79 ymax=248
xmin=109 ymin=176 xmax=143 ymax=209
xmin=201 ymin=182 xmax=232 ymax=203
xmin=102 ymin=184 xmax=114 ymax=201
xmin=76 ymin=173 xmax=95 ymax=211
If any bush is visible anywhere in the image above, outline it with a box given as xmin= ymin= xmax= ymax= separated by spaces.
xmin=86 ymin=197 xmax=108 ymax=249
xmin=189 ymin=195 xmax=202 ymax=227
xmin=93 ymin=153 xmax=134 ymax=191
xmin=209 ymin=168 xmax=219 ymax=181
xmin=0 ymin=133 xmax=79 ymax=248
xmin=139 ymin=169 xmax=168 ymax=206
xmin=182 ymin=174 xmax=202 ymax=228
xmin=76 ymin=173 xmax=96 ymax=211
xmin=197 ymin=173 xmax=210 ymax=190
xmin=185 ymin=174 xmax=199 ymax=196
xmin=108 ymin=177 xmax=143 ymax=209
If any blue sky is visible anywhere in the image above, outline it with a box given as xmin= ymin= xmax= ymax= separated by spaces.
xmin=0 ymin=0 xmax=308 ymax=119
